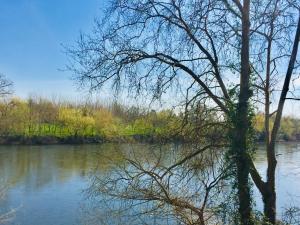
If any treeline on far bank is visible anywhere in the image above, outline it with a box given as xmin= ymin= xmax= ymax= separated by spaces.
xmin=0 ymin=97 xmax=299 ymax=144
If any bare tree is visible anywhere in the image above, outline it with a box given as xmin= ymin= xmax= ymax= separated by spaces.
xmin=247 ymin=4 xmax=300 ymax=223
xmin=0 ymin=74 xmax=12 ymax=97
xmin=67 ymin=1 xmax=300 ymax=224
xmin=0 ymin=76 xmax=14 ymax=224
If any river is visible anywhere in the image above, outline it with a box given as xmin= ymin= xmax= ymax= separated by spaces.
xmin=0 ymin=143 xmax=299 ymax=225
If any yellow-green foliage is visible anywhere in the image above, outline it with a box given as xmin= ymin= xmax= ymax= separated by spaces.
xmin=279 ymin=117 xmax=300 ymax=140
xmin=0 ymin=97 xmax=183 ymax=140
xmin=0 ymin=98 xmax=29 ymax=135
xmin=0 ymin=97 xmax=299 ymax=141
xmin=94 ymin=108 xmax=120 ymax=138
xmin=254 ymin=113 xmax=265 ymax=133
xmin=254 ymin=113 xmax=300 ymax=141
xmin=58 ymin=107 xmax=95 ymax=136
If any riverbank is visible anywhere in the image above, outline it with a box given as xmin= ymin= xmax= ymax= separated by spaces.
xmin=0 ymin=136 xmax=104 ymax=145
xmin=0 ymin=135 xmax=298 ymax=145
xmin=0 ymin=135 xmax=184 ymax=145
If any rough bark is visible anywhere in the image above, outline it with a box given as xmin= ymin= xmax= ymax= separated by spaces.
xmin=234 ymin=0 xmax=254 ymax=224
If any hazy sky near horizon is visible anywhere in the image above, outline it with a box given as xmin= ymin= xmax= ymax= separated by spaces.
xmin=0 ymin=0 xmax=107 ymax=100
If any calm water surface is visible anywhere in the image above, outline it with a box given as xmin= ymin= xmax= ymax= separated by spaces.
xmin=0 ymin=143 xmax=299 ymax=225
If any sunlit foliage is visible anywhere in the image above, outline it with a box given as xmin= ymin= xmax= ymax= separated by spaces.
xmin=0 ymin=97 xmax=299 ymax=142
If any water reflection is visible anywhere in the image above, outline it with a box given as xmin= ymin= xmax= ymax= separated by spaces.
xmin=0 ymin=144 xmax=128 ymax=188
xmin=0 ymin=143 xmax=299 ymax=224
xmin=0 ymin=144 xmax=128 ymax=225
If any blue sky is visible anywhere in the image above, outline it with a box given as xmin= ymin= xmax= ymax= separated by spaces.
xmin=0 ymin=1 xmax=299 ymax=115
xmin=0 ymin=0 xmax=107 ymax=99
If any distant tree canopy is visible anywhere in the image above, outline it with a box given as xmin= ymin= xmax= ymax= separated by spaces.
xmin=0 ymin=96 xmax=299 ymax=142
xmin=0 ymin=97 xmax=182 ymax=141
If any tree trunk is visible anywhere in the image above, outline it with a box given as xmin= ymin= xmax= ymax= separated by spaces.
xmin=234 ymin=1 xmax=254 ymax=224
xmin=263 ymin=182 xmax=276 ymax=224
xmin=264 ymin=35 xmax=277 ymax=225
xmin=263 ymin=14 xmax=300 ymax=225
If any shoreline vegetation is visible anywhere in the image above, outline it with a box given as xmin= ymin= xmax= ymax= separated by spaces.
xmin=1 ymin=135 xmax=299 ymax=146
xmin=1 ymin=97 xmax=300 ymax=145
xmin=0 ymin=134 xmax=182 ymax=145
